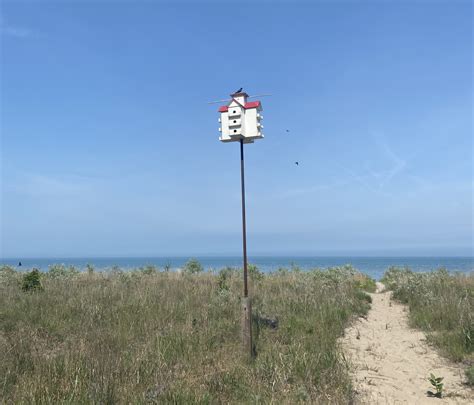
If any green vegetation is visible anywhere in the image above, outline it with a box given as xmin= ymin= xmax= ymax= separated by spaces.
xmin=0 ymin=264 xmax=374 ymax=403
xmin=428 ymin=373 xmax=444 ymax=398
xmin=140 ymin=265 xmax=159 ymax=275
xmin=86 ymin=264 xmax=95 ymax=275
xmin=183 ymin=258 xmax=204 ymax=274
xmin=382 ymin=267 xmax=473 ymax=384
xmin=21 ymin=269 xmax=43 ymax=292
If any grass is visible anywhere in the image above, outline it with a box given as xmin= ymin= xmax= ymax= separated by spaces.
xmin=0 ymin=264 xmax=374 ymax=403
xmin=382 ymin=267 xmax=474 ymax=384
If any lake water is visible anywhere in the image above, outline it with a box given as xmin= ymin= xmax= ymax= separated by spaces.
xmin=1 ymin=256 xmax=472 ymax=280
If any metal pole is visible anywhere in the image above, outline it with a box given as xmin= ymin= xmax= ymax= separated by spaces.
xmin=240 ymin=139 xmax=248 ymax=298
xmin=239 ymin=139 xmax=253 ymax=358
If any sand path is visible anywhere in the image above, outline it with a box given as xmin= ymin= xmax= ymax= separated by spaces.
xmin=342 ymin=282 xmax=472 ymax=404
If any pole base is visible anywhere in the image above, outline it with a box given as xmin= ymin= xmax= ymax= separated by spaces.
xmin=241 ymin=297 xmax=253 ymax=358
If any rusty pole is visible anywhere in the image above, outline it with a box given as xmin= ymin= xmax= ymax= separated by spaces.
xmin=239 ymin=139 xmax=253 ymax=358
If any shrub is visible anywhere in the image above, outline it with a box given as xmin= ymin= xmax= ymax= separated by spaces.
xmin=217 ymin=267 xmax=235 ymax=292
xmin=21 ymin=269 xmax=43 ymax=292
xmin=48 ymin=264 xmax=79 ymax=279
xmin=183 ymin=258 xmax=203 ymax=274
xmin=248 ymin=264 xmax=264 ymax=282
xmin=140 ymin=265 xmax=158 ymax=275
xmin=353 ymin=273 xmax=377 ymax=293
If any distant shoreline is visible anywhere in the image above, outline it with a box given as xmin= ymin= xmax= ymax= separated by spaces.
xmin=1 ymin=256 xmax=472 ymax=281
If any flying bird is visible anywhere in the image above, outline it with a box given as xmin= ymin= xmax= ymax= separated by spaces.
xmin=235 ymin=87 xmax=243 ymax=93
xmin=295 ymin=162 xmax=299 ymax=166
xmin=286 ymin=129 xmax=290 ymax=132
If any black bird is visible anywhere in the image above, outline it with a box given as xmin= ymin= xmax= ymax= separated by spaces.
xmin=235 ymin=87 xmax=243 ymax=93
xmin=286 ymin=129 xmax=290 ymax=132
xmin=295 ymin=162 xmax=299 ymax=166
xmin=18 ymin=261 xmax=22 ymax=266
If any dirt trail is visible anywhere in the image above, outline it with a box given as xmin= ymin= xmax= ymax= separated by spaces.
xmin=342 ymin=282 xmax=472 ymax=404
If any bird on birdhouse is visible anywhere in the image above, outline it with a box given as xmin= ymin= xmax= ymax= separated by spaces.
xmin=217 ymin=91 xmax=263 ymax=143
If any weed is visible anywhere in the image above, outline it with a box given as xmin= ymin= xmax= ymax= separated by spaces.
xmin=428 ymin=373 xmax=444 ymax=398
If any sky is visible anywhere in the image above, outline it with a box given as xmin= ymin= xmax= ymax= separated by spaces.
xmin=1 ymin=0 xmax=472 ymax=258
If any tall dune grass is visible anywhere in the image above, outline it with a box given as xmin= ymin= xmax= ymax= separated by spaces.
xmin=1 ymin=264 xmax=373 ymax=403
xmin=382 ymin=267 xmax=473 ymax=384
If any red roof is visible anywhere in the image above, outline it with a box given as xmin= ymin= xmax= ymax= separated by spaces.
xmin=218 ymin=100 xmax=260 ymax=112
xmin=244 ymin=101 xmax=260 ymax=109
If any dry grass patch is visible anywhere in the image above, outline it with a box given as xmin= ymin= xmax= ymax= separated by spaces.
xmin=0 ymin=265 xmax=373 ymax=403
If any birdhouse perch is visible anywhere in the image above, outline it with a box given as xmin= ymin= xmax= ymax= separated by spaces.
xmin=218 ymin=92 xmax=264 ymax=143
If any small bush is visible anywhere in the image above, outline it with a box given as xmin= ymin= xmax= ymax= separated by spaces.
xmin=183 ymin=258 xmax=203 ymax=274
xmin=140 ymin=265 xmax=158 ymax=275
xmin=217 ymin=267 xmax=236 ymax=292
xmin=354 ymin=273 xmax=377 ymax=293
xmin=21 ymin=269 xmax=43 ymax=292
xmin=248 ymin=264 xmax=264 ymax=282
xmin=48 ymin=264 xmax=79 ymax=279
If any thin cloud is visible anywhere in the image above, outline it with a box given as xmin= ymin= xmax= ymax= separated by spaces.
xmin=372 ymin=132 xmax=407 ymax=188
xmin=337 ymin=133 xmax=408 ymax=195
xmin=339 ymin=165 xmax=380 ymax=194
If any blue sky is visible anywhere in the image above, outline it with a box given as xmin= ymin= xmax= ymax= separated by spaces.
xmin=1 ymin=1 xmax=472 ymax=258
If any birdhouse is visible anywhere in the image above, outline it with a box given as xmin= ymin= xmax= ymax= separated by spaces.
xmin=218 ymin=92 xmax=264 ymax=143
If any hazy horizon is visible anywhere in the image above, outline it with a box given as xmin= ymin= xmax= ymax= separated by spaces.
xmin=2 ymin=252 xmax=473 ymax=261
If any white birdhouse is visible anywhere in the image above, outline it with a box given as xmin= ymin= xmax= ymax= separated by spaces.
xmin=218 ymin=92 xmax=264 ymax=143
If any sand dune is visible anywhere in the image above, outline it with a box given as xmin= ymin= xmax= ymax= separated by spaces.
xmin=342 ymin=282 xmax=472 ymax=404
